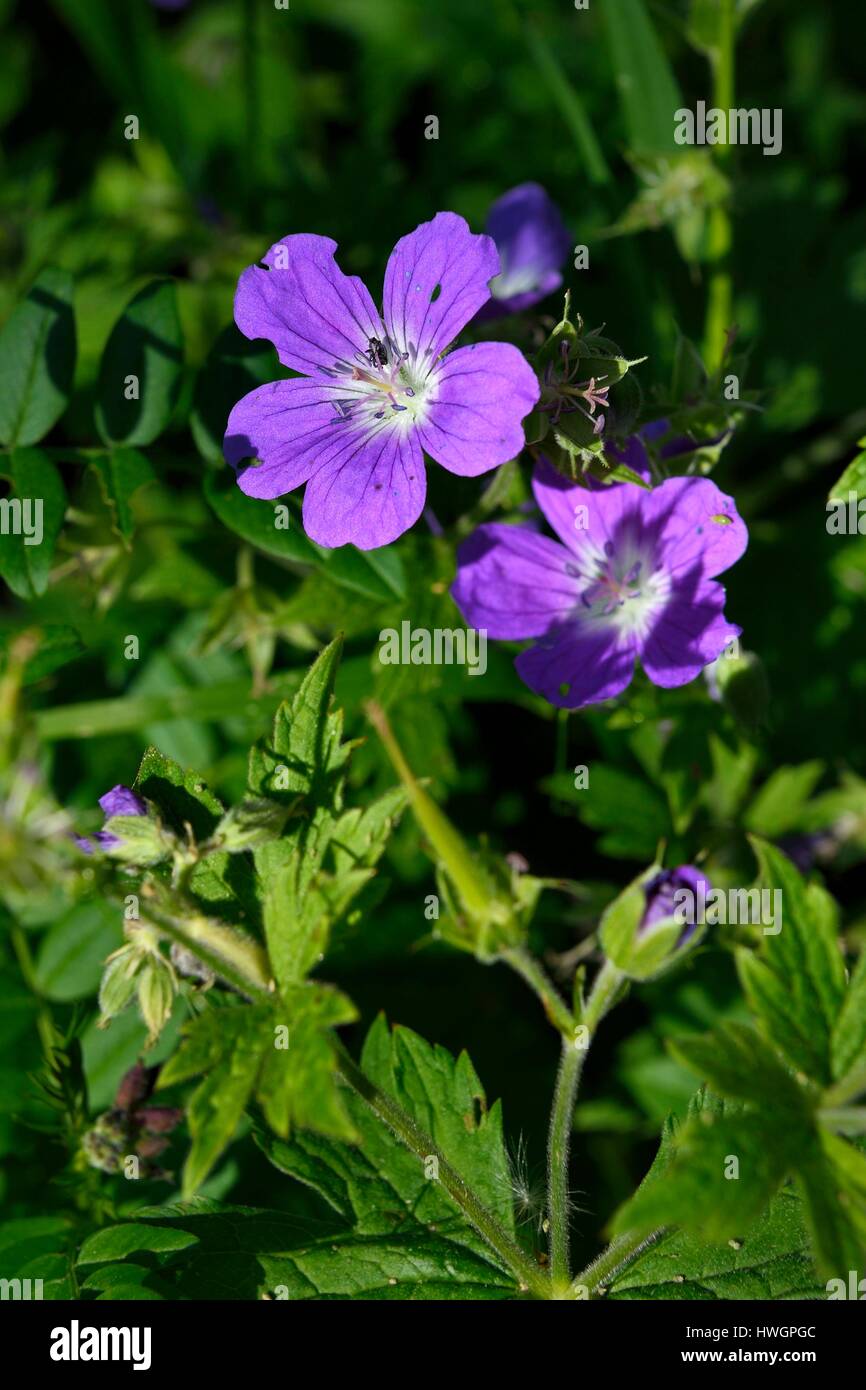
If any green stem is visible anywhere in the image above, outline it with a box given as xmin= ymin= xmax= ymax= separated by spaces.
xmin=242 ymin=0 xmax=260 ymax=221
xmin=366 ymin=700 xmax=509 ymax=931
xmin=334 ymin=1042 xmax=551 ymax=1301
xmin=35 ymin=673 xmax=305 ymax=741
xmin=502 ymin=946 xmax=575 ymax=1039
xmin=571 ymin=1225 xmax=667 ymax=1299
xmin=10 ymin=922 xmax=55 ymax=1057
xmin=546 ymin=958 xmax=625 ymax=1293
xmin=702 ymin=0 xmax=736 ymax=371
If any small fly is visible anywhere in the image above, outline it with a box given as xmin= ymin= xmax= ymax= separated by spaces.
xmin=366 ymin=336 xmax=389 ymax=369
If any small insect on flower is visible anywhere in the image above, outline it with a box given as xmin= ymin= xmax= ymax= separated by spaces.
xmin=366 ymin=336 xmax=389 ymax=368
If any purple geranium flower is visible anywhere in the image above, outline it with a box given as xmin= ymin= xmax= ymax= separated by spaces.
xmin=75 ymin=785 xmax=146 ymax=854
xmin=451 ymin=457 xmax=748 ymax=709
xmin=477 ymin=183 xmax=571 ymax=319
xmin=642 ymin=865 xmax=707 ymax=945
xmin=224 ymin=213 xmax=540 ymax=550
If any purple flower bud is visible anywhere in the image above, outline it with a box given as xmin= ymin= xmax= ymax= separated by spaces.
xmin=99 ymin=785 xmax=147 ymax=818
xmin=641 ymin=865 xmax=708 ymax=945
xmin=477 ymin=183 xmax=571 ymax=319
xmin=114 ymin=1062 xmax=158 ymax=1112
xmin=74 ymin=785 xmax=147 ymax=854
xmin=136 ymin=1106 xmax=185 ymax=1135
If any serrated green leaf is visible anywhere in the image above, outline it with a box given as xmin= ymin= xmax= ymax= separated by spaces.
xmin=0 ymin=268 xmax=76 ymax=447
xmin=0 ymin=447 xmax=66 ymax=599
xmin=611 ymin=1105 xmax=796 ymax=1244
xmin=256 ymin=1017 xmax=519 ymax=1298
xmin=668 ymin=1023 xmax=811 ymax=1112
xmin=161 ymin=990 xmax=357 ymax=1196
xmin=743 ymin=761 xmax=825 ymax=837
xmin=252 ymin=638 xmax=358 ymax=988
xmin=832 ymin=951 xmax=866 ymax=1083
xmin=259 ymin=1232 xmax=515 ymax=1300
xmin=95 ymin=280 xmax=183 ymax=446
xmin=736 ymin=838 xmax=846 ymax=1084
xmin=796 ymin=1131 xmax=866 ymax=1278
xmin=608 ymin=1189 xmax=824 ymax=1300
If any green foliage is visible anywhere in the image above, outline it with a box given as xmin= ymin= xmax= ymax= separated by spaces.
xmin=95 ymin=280 xmax=183 ymax=447
xmin=0 ymin=268 xmax=76 ymax=447
xmin=0 ymin=448 xmax=66 ymax=599
xmin=1 ymin=0 xmax=863 ymax=1306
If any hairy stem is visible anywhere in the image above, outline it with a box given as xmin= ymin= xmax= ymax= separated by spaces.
xmin=502 ymin=946 xmax=576 ymax=1039
xmin=547 ymin=958 xmax=625 ymax=1293
xmin=572 ymin=1226 xmax=667 ymax=1299
xmin=334 ymin=1041 xmax=551 ymax=1300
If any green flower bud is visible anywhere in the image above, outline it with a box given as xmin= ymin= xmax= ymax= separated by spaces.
xmin=98 ymin=946 xmax=143 ymax=1022
xmin=136 ymin=957 xmax=176 ymax=1048
xmin=101 ymin=813 xmax=174 ymax=866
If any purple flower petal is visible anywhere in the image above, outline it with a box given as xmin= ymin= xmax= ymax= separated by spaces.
xmin=417 ymin=342 xmax=540 ymax=477
xmin=531 ymin=456 xmax=646 ymax=558
xmin=452 ymin=523 xmax=581 ymax=639
xmin=481 ymin=183 xmax=571 ymax=317
xmin=451 ymin=451 xmax=748 ymax=709
xmin=382 ymin=212 xmax=499 ymax=362
xmin=641 ymin=577 xmax=741 ymax=688
xmin=515 ymin=622 xmax=636 ymax=709
xmin=642 ymin=865 xmax=707 ymax=928
xmin=302 ymin=428 xmax=426 ymax=550
xmin=226 ymin=378 xmax=351 ymax=499
xmin=99 ymin=785 xmax=146 ymax=818
xmin=646 ymin=476 xmax=748 ymax=580
xmin=234 ymin=234 xmax=385 ymax=379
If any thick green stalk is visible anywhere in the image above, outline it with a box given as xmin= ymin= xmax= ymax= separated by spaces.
xmin=702 ymin=0 xmax=736 ymax=370
xmin=547 ymin=959 xmax=625 ymax=1293
xmin=136 ymin=899 xmax=272 ymax=1000
xmin=335 ymin=1042 xmax=551 ymax=1300
xmin=366 ymin=700 xmax=510 ymax=930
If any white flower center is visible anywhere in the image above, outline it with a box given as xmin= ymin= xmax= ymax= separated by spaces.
xmin=574 ymin=537 xmax=669 ymax=641
xmin=329 ymin=334 xmax=432 ymax=435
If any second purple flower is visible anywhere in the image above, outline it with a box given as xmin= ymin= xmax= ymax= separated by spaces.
xmin=452 ymin=455 xmax=748 ymax=710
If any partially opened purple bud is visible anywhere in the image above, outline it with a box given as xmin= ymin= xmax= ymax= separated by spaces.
xmin=99 ymin=785 xmax=147 ymax=818
xmin=74 ymin=785 xmax=148 ymax=854
xmin=641 ymin=865 xmax=707 ymax=945
xmin=478 ymin=183 xmax=571 ymax=318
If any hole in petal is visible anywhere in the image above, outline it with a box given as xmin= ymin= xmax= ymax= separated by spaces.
xmin=430 ymin=283 xmax=442 ymax=302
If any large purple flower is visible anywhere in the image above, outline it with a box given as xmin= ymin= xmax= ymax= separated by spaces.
xmin=451 ymin=458 xmax=747 ymax=709
xmin=478 ymin=183 xmax=571 ymax=319
xmin=223 ymin=213 xmax=540 ymax=550
xmin=74 ymin=785 xmax=146 ymax=854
